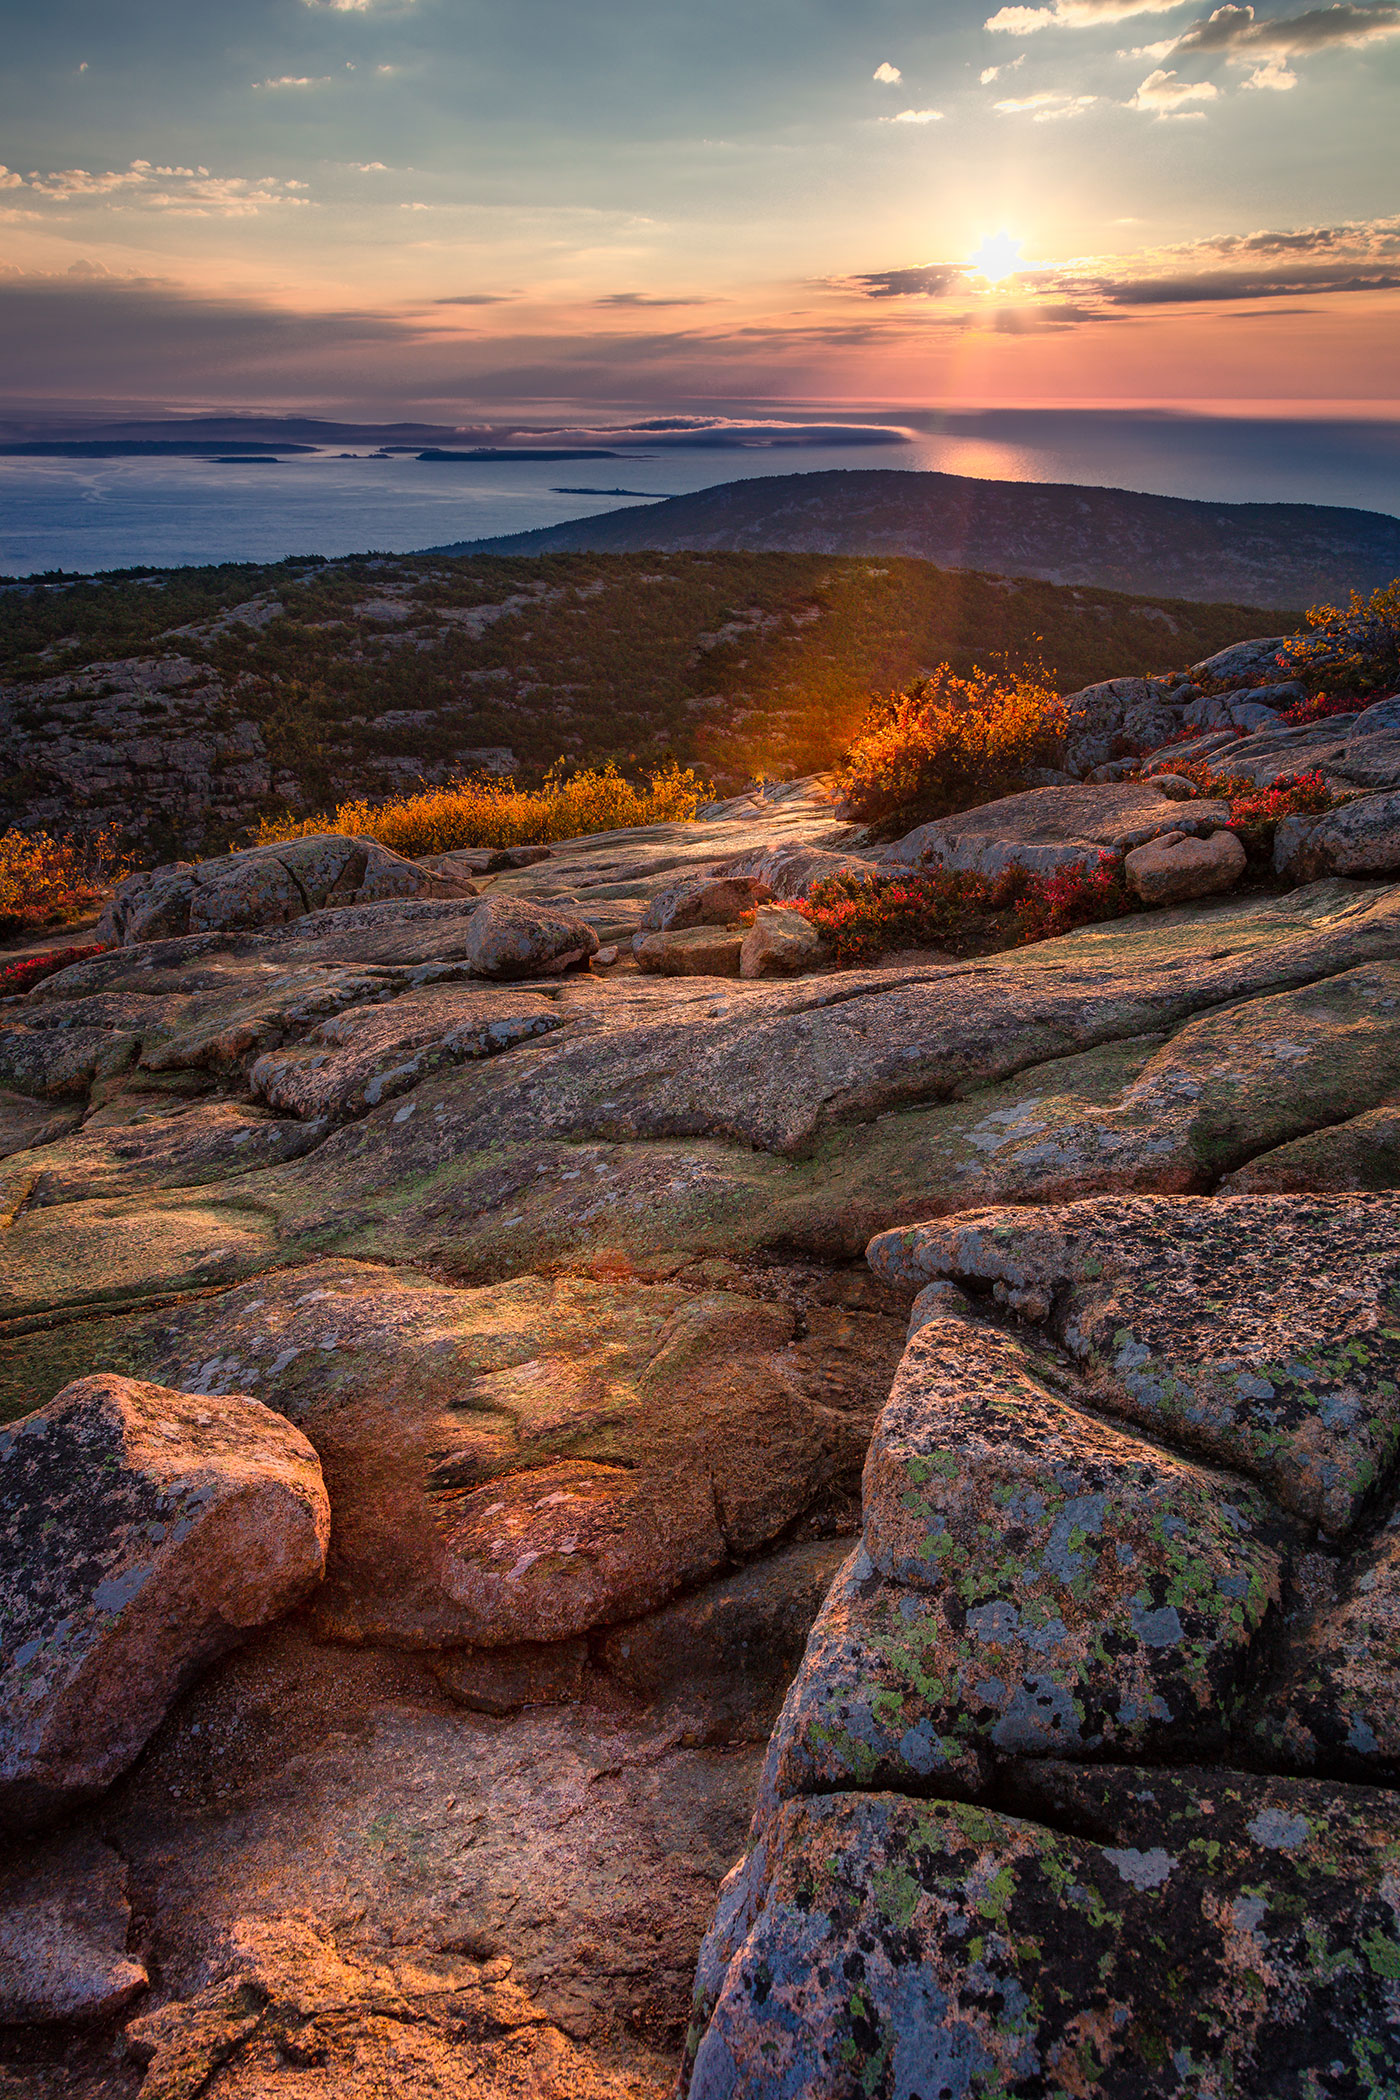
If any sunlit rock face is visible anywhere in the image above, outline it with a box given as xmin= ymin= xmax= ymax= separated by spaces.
xmin=4 ymin=753 xmax=1400 ymax=2098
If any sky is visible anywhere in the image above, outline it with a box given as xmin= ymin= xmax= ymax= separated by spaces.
xmin=0 ymin=0 xmax=1397 ymax=421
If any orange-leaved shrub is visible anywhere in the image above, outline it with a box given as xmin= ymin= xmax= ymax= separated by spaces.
xmin=793 ymin=852 xmax=1134 ymax=967
xmin=1277 ymin=579 xmax=1400 ymax=701
xmin=249 ymin=759 xmax=711 ymax=857
xmin=831 ymin=663 xmax=1070 ymax=833
xmin=0 ymin=826 xmax=130 ymax=936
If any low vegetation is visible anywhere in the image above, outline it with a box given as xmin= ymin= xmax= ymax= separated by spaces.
xmin=250 ymin=759 xmax=710 ymax=855
xmin=831 ymin=663 xmax=1070 ymax=833
xmin=0 ymin=827 xmax=128 ymax=936
xmin=1164 ymin=760 xmax=1345 ymax=862
xmin=794 ymin=855 xmax=1135 ymax=966
xmin=0 ymin=942 xmax=107 ymax=995
xmin=1278 ymin=579 xmax=1400 ymax=700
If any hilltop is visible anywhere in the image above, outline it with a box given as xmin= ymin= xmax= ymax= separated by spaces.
xmin=0 ymin=548 xmax=1287 ymax=856
xmin=448 ymin=467 xmax=1400 ymax=608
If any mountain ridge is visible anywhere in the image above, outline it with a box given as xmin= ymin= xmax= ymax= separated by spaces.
xmin=438 ymin=466 xmax=1400 ymax=608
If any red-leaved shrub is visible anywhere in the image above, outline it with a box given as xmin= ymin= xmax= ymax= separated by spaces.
xmin=0 ymin=943 xmax=108 ymax=997
xmin=794 ymin=852 xmax=1134 ymax=966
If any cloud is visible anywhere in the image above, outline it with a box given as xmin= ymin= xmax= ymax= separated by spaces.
xmin=1099 ymin=262 xmax=1400 ymax=296
xmin=872 ymin=61 xmax=902 ymax=81
xmin=986 ymin=0 xmax=1190 ymax=29
xmin=13 ymin=161 xmax=312 ymax=215
xmin=0 ymin=167 xmax=24 ymax=190
xmin=1242 ymin=52 xmax=1300 ymax=77
xmin=594 ymin=291 xmax=712 ymax=307
xmin=1129 ymin=65 xmax=1221 ymax=102
xmin=980 ymin=53 xmax=1026 ymax=78
xmin=253 ymin=76 xmax=333 ymax=89
xmin=846 ymin=264 xmax=964 ymax=297
xmin=994 ymin=87 xmax=1099 ymax=112
xmin=302 ymin=0 xmax=414 ymax=10
xmin=1165 ymin=0 xmax=1400 ymax=54
xmin=434 ymin=293 xmax=513 ymax=305
xmin=884 ymin=106 xmax=946 ymax=121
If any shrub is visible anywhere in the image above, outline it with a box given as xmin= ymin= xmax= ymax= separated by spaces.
xmin=0 ymin=827 xmax=129 ymax=935
xmin=1280 ymin=692 xmax=1364 ymax=725
xmin=1277 ymin=579 xmax=1400 ymax=700
xmin=249 ymin=759 xmax=712 ymax=856
xmin=0 ymin=943 xmax=107 ymax=996
xmin=794 ymin=851 xmax=1135 ymax=966
xmin=1157 ymin=760 xmax=1344 ymax=861
xmin=832 ymin=663 xmax=1070 ymax=833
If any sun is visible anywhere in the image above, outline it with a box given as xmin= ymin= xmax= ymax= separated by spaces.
xmin=967 ymin=231 xmax=1025 ymax=285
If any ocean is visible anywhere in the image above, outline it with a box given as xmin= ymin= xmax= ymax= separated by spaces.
xmin=2 ymin=409 xmax=1397 ymax=579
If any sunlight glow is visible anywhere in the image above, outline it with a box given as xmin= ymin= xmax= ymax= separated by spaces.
xmin=967 ymin=231 xmax=1025 ymax=284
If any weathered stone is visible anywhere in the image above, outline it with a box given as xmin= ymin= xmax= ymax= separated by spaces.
xmin=868 ymin=1192 xmax=1400 ymax=1539
xmin=249 ymin=982 xmax=566 ymax=1121
xmin=0 ymin=1089 xmax=81 ymax=1160
xmin=428 ymin=1639 xmax=588 ymax=1715
xmin=761 ymin=1312 xmax=1281 ymax=1803
xmin=1222 ymin=1098 xmax=1400 ymax=1192
xmin=0 ymin=1373 xmax=329 ymax=1825
xmin=888 ymin=781 xmax=1229 ymax=877
xmin=1253 ymin=1499 xmax=1400 ymax=1780
xmin=600 ymin=1541 xmax=849 ymax=1744
xmin=1276 ymin=788 xmax=1400 ymax=882
xmin=1190 ymin=635 xmax=1294 ymax=683
xmin=98 ymin=834 xmax=476 ymax=947
xmin=634 ymin=925 xmax=745 ymax=977
xmin=1124 ymin=824 xmax=1245 ymax=904
xmin=738 ymin=905 xmax=827 ymax=979
xmin=0 ymin=1834 xmax=147 ymax=2022
xmin=682 ymin=1770 xmax=1400 ymax=2099
xmin=0 ymin=1099 xmax=325 ymax=1211
xmin=717 ymin=844 xmax=887 ymax=899
xmin=0 ymin=1191 xmax=280 ymax=1322
xmin=66 ymin=1264 xmax=901 ymax=1650
xmin=639 ymin=874 xmax=772 ymax=933
xmin=464 ymin=895 xmax=598 ymax=978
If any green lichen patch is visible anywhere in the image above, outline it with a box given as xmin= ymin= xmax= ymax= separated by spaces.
xmin=684 ymin=1771 xmax=1400 ymax=2098
xmin=765 ymin=1317 xmax=1282 ymax=1795
xmin=868 ymin=1191 xmax=1400 ymax=1539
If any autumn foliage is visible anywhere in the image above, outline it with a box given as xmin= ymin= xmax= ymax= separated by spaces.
xmin=832 ymin=663 xmax=1071 ymax=832
xmin=249 ymin=760 xmax=712 ymax=857
xmin=794 ymin=853 xmax=1135 ymax=967
xmin=1277 ymin=579 xmax=1400 ymax=701
xmin=0 ymin=827 xmax=129 ymax=936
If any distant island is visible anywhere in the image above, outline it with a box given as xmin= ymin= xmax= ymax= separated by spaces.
xmin=550 ymin=485 xmax=673 ymax=497
xmin=416 ymin=446 xmax=634 ymax=463
xmin=436 ymin=466 xmax=1400 ymax=608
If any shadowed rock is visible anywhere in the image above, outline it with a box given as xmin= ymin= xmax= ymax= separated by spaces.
xmin=0 ymin=1373 xmax=329 ymax=1825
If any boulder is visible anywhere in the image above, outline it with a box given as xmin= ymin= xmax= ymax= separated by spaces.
xmin=639 ymin=873 xmax=773 ymax=933
xmin=717 ymin=844 xmax=887 ymax=899
xmin=634 ymin=925 xmax=745 ymax=976
xmin=0 ymin=1374 xmax=329 ymax=1826
xmin=739 ymin=906 xmax=828 ymax=979
xmin=463 ymin=894 xmax=598 ymax=978
xmin=888 ymin=782 xmax=1230 ymax=878
xmin=867 ymin=1192 xmax=1400 ymax=1540
xmin=0 ymin=1833 xmax=147 ymax=2022
xmin=1190 ymin=636 xmax=1293 ymax=685
xmin=1123 ymin=825 xmax=1245 ymax=905
xmin=97 ymin=835 xmax=477 ymax=947
xmin=682 ymin=1772 xmax=1400 ymax=2100
xmin=1275 ymin=790 xmax=1400 ymax=882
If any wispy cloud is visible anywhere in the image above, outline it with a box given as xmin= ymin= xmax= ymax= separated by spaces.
xmin=872 ymin=61 xmax=902 ymax=81
xmin=884 ymin=106 xmax=946 ymax=121
xmin=986 ymin=0 xmax=1190 ymax=30
xmin=995 ymin=87 xmax=1099 ymax=112
xmin=846 ymin=264 xmax=964 ymax=296
xmin=594 ymin=291 xmax=712 ymax=307
xmin=13 ymin=160 xmax=312 ymax=216
xmin=980 ymin=53 xmax=1027 ymax=79
xmin=1129 ymin=66 xmax=1221 ymax=104
xmin=1242 ymin=52 xmax=1300 ymax=80
xmin=253 ymin=76 xmax=331 ymax=89
xmin=302 ymin=0 xmax=415 ymax=10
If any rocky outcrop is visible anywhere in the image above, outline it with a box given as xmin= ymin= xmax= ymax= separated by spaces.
xmin=0 ymin=1374 xmax=329 ymax=1825
xmin=887 ymin=780 xmax=1229 ymax=877
xmin=680 ymin=1193 xmax=1400 ymax=2092
xmin=0 ymin=1833 xmax=147 ymax=2023
xmin=463 ymin=894 xmax=599 ymax=977
xmin=1123 ymin=824 xmax=1245 ymax=903
xmin=5 ymin=774 xmax=1400 ymax=2094
xmin=98 ymin=832 xmax=477 ymax=946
